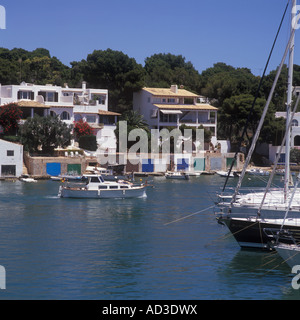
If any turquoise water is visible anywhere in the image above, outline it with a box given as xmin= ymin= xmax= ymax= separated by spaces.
xmin=0 ymin=175 xmax=299 ymax=300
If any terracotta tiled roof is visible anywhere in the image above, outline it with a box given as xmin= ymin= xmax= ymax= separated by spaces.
xmin=98 ymin=110 xmax=121 ymax=116
xmin=143 ymin=87 xmax=199 ymax=98
xmin=15 ymin=100 xmax=50 ymax=108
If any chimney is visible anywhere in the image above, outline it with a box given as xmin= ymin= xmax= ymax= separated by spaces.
xmin=170 ymin=85 xmax=178 ymax=93
xmin=82 ymin=81 xmax=87 ymax=90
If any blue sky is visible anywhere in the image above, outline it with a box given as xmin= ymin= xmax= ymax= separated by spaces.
xmin=0 ymin=0 xmax=298 ymax=76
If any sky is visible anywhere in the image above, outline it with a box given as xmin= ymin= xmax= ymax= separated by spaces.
xmin=0 ymin=0 xmax=298 ymax=76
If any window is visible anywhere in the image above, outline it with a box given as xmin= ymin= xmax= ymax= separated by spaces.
xmin=86 ymin=115 xmax=96 ymax=123
xmin=74 ymin=114 xmax=82 ymax=122
xmin=292 ymin=119 xmax=299 ymax=127
xmin=61 ymin=111 xmax=70 ymax=120
xmin=7 ymin=150 xmax=14 ymax=156
xmin=18 ymin=91 xmax=34 ymax=100
xmin=38 ymin=91 xmax=58 ymax=102
xmin=168 ymin=98 xmax=176 ymax=103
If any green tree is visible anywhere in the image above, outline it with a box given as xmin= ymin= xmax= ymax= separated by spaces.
xmin=72 ymin=49 xmax=145 ymax=112
xmin=219 ymin=93 xmax=285 ymax=146
xmin=0 ymin=47 xmax=71 ymax=85
xmin=144 ymin=53 xmax=201 ymax=92
xmin=200 ymin=63 xmax=259 ymax=107
xmin=20 ymin=115 xmax=72 ymax=155
xmin=219 ymin=94 xmax=266 ymax=142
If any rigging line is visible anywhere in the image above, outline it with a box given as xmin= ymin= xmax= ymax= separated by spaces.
xmin=231 ymin=12 xmax=300 ymax=205
xmin=205 ymin=220 xmax=260 ymax=246
xmin=222 ymin=1 xmax=290 ymax=192
xmin=264 ymin=249 xmax=300 ymax=275
xmin=163 ymin=205 xmax=216 ymax=226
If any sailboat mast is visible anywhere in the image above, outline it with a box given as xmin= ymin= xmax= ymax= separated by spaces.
xmin=284 ymin=0 xmax=296 ymax=201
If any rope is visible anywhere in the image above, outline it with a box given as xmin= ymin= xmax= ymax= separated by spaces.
xmin=205 ymin=220 xmax=260 ymax=246
xmin=163 ymin=205 xmax=216 ymax=226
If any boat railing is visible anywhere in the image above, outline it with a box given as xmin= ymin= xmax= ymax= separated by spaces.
xmin=263 ymin=228 xmax=297 ymax=245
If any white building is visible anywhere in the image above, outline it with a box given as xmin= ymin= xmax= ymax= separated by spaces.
xmin=0 ymin=139 xmax=23 ymax=177
xmin=133 ymin=85 xmax=218 ymax=137
xmin=0 ymin=81 xmax=119 ymax=153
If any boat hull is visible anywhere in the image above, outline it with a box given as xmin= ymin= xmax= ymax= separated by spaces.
xmin=59 ymin=186 xmax=147 ymax=199
xmin=220 ymin=216 xmax=300 ymax=249
xmin=275 ymin=244 xmax=300 ymax=268
xmin=165 ymin=174 xmax=189 ymax=180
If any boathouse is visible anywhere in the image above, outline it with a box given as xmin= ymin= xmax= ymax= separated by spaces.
xmin=0 ymin=139 xmax=23 ymax=178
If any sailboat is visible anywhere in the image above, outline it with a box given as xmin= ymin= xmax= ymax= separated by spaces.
xmin=215 ymin=1 xmax=300 ymax=250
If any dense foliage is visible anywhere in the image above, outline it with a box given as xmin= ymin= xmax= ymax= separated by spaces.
xmin=19 ymin=115 xmax=72 ymax=154
xmin=73 ymin=119 xmax=94 ymax=139
xmin=0 ymin=103 xmax=22 ymax=134
xmin=78 ymin=135 xmax=97 ymax=151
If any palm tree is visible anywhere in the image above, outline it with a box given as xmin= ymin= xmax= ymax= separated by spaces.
xmin=120 ymin=110 xmax=149 ymax=131
xmin=115 ymin=110 xmax=150 ymax=150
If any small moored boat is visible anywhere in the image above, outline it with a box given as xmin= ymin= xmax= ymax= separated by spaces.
xmin=216 ymin=170 xmax=234 ymax=177
xmin=58 ymin=174 xmax=147 ymax=199
xmin=165 ymin=171 xmax=189 ymax=180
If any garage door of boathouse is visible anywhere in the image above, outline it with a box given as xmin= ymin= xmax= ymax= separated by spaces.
xmin=67 ymin=164 xmax=81 ymax=175
xmin=210 ymin=157 xmax=222 ymax=171
xmin=193 ymin=158 xmax=205 ymax=171
xmin=176 ymin=158 xmax=189 ymax=171
xmin=142 ymin=159 xmax=154 ymax=173
xmin=46 ymin=163 xmax=61 ymax=176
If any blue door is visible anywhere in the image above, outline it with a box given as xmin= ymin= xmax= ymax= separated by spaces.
xmin=46 ymin=163 xmax=61 ymax=176
xmin=177 ymin=158 xmax=189 ymax=171
xmin=142 ymin=159 xmax=154 ymax=172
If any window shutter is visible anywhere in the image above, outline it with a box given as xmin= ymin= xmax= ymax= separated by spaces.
xmin=55 ymin=92 xmax=58 ymax=102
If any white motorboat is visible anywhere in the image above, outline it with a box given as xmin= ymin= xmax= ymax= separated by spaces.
xmin=165 ymin=171 xmax=189 ymax=180
xmin=216 ymin=170 xmax=234 ymax=177
xmin=58 ymin=174 xmax=147 ymax=199
xmin=20 ymin=177 xmax=37 ymax=183
xmin=246 ymin=168 xmax=270 ymax=176
xmin=51 ymin=174 xmax=82 ymax=181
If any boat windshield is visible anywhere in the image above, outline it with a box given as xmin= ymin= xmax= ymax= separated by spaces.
xmin=81 ymin=176 xmax=88 ymax=183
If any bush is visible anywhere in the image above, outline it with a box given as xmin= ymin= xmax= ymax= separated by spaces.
xmin=290 ymin=148 xmax=300 ymax=164
xmin=79 ymin=135 xmax=97 ymax=151
xmin=74 ymin=120 xmax=94 ymax=139
xmin=0 ymin=103 xmax=23 ymax=135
